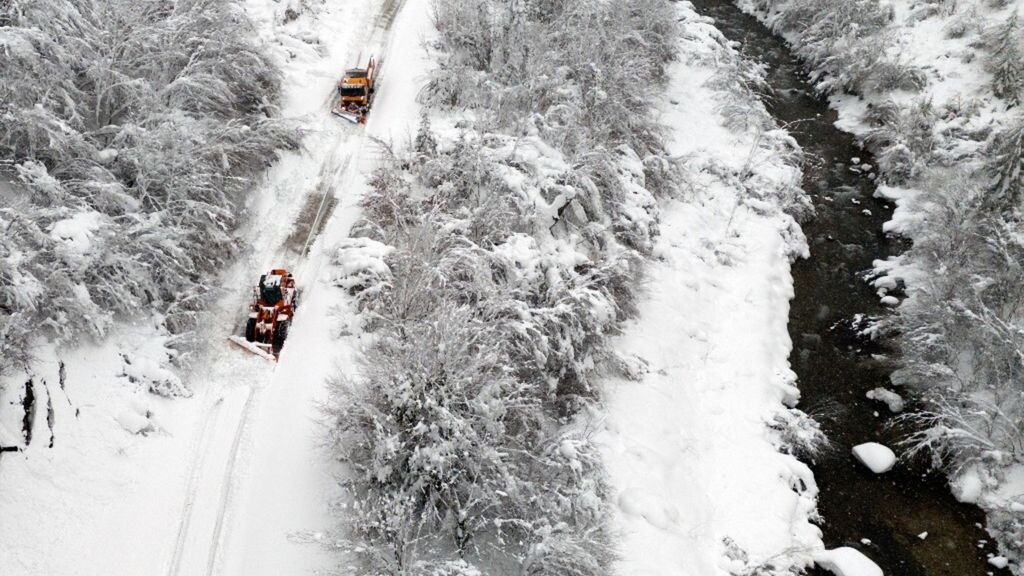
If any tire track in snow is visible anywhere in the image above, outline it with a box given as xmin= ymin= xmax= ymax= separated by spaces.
xmin=204 ymin=387 xmax=255 ymax=575
xmin=374 ymin=0 xmax=406 ymax=31
xmin=164 ymin=385 xmax=258 ymax=576
xmin=166 ymin=396 xmax=225 ymax=576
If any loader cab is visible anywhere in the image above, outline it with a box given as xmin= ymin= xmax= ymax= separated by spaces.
xmin=339 ymin=84 xmax=368 ymax=98
xmin=259 ymin=274 xmax=284 ymax=306
xmin=339 ymin=69 xmax=370 ymax=99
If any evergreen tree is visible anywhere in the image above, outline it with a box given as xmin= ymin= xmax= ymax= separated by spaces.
xmin=989 ymin=118 xmax=1024 ymax=209
xmin=414 ymin=112 xmax=438 ymax=158
xmin=988 ymin=13 xmax=1024 ymax=104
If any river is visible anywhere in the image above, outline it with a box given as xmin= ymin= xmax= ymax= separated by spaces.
xmin=685 ymin=1 xmax=1001 ymax=574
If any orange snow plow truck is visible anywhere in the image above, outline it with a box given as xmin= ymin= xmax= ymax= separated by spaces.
xmin=332 ymin=56 xmax=377 ymax=124
xmin=228 ymin=269 xmax=298 ymax=361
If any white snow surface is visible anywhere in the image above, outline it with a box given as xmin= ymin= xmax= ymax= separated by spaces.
xmin=598 ymin=5 xmax=821 ymax=574
xmin=815 ymin=547 xmax=885 ymax=576
xmin=852 ymin=442 xmax=898 ymax=474
xmin=0 ymin=0 xmax=431 ymax=574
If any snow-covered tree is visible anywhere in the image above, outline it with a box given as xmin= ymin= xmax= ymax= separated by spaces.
xmin=0 ymin=0 xmax=298 ymax=370
xmin=988 ymin=117 xmax=1024 ymax=208
xmin=414 ymin=113 xmax=439 ymax=159
xmin=986 ymin=12 xmax=1024 ymax=104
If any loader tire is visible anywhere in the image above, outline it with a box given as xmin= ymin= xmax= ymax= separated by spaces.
xmin=272 ymin=320 xmax=290 ymax=355
xmin=244 ymin=318 xmax=257 ymax=342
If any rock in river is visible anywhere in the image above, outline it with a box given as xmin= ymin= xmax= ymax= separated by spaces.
xmin=853 ymin=442 xmax=897 ymax=474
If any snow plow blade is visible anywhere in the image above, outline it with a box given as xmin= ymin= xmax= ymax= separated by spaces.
xmin=227 ymin=336 xmax=277 ymax=362
xmin=331 ymin=108 xmax=364 ymax=124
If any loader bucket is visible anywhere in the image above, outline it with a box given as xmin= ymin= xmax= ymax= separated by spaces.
xmin=331 ymin=109 xmax=363 ymax=124
xmin=227 ymin=336 xmax=277 ymax=362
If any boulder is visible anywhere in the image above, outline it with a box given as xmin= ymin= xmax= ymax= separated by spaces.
xmin=853 ymin=442 xmax=897 ymax=474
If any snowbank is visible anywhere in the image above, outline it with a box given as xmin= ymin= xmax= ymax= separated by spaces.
xmin=598 ymin=4 xmax=821 ymax=573
xmin=815 ymin=547 xmax=884 ymax=576
xmin=0 ymin=326 xmax=202 ymax=576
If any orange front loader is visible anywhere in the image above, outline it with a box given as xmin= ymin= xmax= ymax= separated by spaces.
xmin=332 ymin=56 xmax=378 ymax=124
xmin=228 ymin=269 xmax=298 ymax=361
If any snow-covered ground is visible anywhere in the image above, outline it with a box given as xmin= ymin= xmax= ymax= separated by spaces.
xmin=597 ymin=6 xmax=822 ymax=574
xmin=0 ymin=0 xmax=432 ymax=574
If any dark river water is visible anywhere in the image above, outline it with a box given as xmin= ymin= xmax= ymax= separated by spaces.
xmin=685 ymin=1 xmax=1001 ymax=574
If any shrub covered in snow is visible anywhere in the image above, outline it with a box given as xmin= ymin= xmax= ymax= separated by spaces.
xmin=863 ymin=99 xmax=938 ymax=184
xmin=988 ymin=116 xmax=1024 ymax=209
xmin=332 ymin=127 xmax=624 ymax=574
xmin=752 ymin=0 xmax=925 ymax=95
xmin=0 ymin=0 xmax=298 ymax=372
xmin=891 ymin=168 xmax=1024 ymax=469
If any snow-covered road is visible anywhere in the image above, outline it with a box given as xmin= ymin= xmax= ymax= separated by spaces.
xmin=171 ymin=0 xmax=432 ymax=574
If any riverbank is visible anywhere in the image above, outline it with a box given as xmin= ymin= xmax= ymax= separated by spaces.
xmin=599 ymin=3 xmax=822 ymax=573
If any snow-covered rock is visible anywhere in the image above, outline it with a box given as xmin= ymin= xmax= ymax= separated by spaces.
xmin=115 ymin=410 xmax=153 ymax=435
xmin=852 ymin=442 xmax=897 ymax=474
xmin=952 ymin=465 xmax=985 ymax=503
xmin=120 ymin=352 xmax=189 ymax=398
xmin=865 ymin=388 xmax=904 ymax=413
xmin=815 ymin=547 xmax=884 ymax=576
xmin=873 ymin=276 xmax=898 ymax=290
xmin=879 ymin=295 xmax=899 ymax=307
xmin=989 ymin=556 xmax=1009 ymax=569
